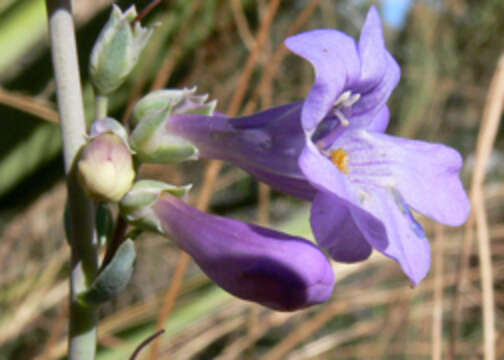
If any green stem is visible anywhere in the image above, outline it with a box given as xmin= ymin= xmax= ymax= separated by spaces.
xmin=45 ymin=1 xmax=98 ymax=359
xmin=95 ymin=94 xmax=109 ymax=120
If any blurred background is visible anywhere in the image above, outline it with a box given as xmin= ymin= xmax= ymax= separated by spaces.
xmin=1 ymin=0 xmax=503 ymax=359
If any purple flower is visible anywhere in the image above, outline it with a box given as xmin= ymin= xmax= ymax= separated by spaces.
xmin=285 ymin=6 xmax=470 ymax=284
xmin=153 ymin=6 xmax=470 ymax=285
xmin=152 ymin=193 xmax=334 ymax=311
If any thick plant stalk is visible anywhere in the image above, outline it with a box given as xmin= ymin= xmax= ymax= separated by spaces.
xmin=46 ymin=1 xmax=98 ymax=359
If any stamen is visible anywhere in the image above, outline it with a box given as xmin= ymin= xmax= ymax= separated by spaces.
xmin=334 ymin=109 xmax=349 ymax=127
xmin=344 ymin=93 xmax=361 ymax=107
xmin=333 ymin=91 xmax=352 ymax=107
xmin=330 ymin=148 xmax=349 ymax=174
xmin=332 ymin=91 xmax=360 ymax=127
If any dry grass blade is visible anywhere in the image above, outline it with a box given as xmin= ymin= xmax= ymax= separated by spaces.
xmin=258 ymin=183 xmax=271 ymax=225
xmin=473 ymin=54 xmax=504 ymax=360
xmin=432 ymin=224 xmax=445 ymax=360
xmin=249 ymin=0 xmax=323 ymax=108
xmin=453 ymin=53 xmax=504 ymax=360
xmin=229 ymin=0 xmax=255 ymax=50
xmin=149 ymin=0 xmax=205 ymax=91
xmin=226 ymin=0 xmax=282 ymax=117
xmin=148 ymin=254 xmax=191 ymax=360
xmin=0 ymin=87 xmax=59 ymax=123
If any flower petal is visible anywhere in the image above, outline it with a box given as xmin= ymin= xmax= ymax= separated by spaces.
xmin=348 ymin=52 xmax=400 ymax=120
xmin=310 ymin=191 xmax=374 ymax=262
xmin=357 ymin=5 xmax=387 ymax=93
xmin=244 ymin=165 xmax=317 ymax=201
xmin=298 ymin=139 xmax=352 ymax=199
xmin=367 ymin=105 xmax=390 ymax=132
xmin=361 ymin=187 xmax=431 ymax=285
xmin=167 ymin=102 xmax=305 ymax=177
xmin=330 ymin=130 xmax=471 ymax=226
xmin=285 ymin=30 xmax=360 ymax=132
xmin=154 ymin=194 xmax=335 ymax=311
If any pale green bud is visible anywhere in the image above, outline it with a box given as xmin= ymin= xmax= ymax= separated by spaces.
xmin=129 ymin=87 xmax=216 ymax=163
xmin=90 ymin=5 xmax=154 ymax=95
xmin=120 ymin=180 xmax=191 ymax=233
xmin=78 ymin=133 xmax=135 ymax=202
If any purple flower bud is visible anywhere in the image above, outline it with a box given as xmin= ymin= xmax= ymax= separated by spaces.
xmin=153 ymin=194 xmax=334 ymax=311
xmin=78 ymin=133 xmax=135 ymax=202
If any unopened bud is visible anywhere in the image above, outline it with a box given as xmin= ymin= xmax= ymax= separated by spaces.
xmin=78 ymin=133 xmax=135 ymax=202
xmin=90 ymin=5 xmax=154 ymax=95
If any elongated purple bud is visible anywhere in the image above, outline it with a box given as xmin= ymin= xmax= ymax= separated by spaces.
xmin=153 ymin=194 xmax=334 ymax=311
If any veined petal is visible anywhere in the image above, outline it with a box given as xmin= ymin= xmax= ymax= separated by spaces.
xmin=360 ymin=187 xmax=431 ymax=285
xmin=330 ymin=130 xmax=470 ymax=226
xmin=154 ymin=194 xmax=335 ymax=311
xmin=285 ymin=30 xmax=360 ymax=132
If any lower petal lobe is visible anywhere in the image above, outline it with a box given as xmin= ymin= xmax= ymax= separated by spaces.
xmin=311 ymin=191 xmax=373 ymax=262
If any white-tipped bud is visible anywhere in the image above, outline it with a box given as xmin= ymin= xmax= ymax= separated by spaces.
xmin=78 ymin=133 xmax=135 ymax=202
xmin=90 ymin=5 xmax=154 ymax=95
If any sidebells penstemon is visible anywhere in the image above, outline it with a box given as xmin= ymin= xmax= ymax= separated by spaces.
xmin=138 ymin=6 xmax=471 ymax=285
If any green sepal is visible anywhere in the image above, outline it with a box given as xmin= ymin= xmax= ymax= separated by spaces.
xmin=119 ymin=180 xmax=191 ymax=233
xmin=78 ymin=239 xmax=136 ymax=306
xmin=129 ymin=108 xmax=198 ymax=164
xmin=131 ymin=88 xmax=216 ymax=127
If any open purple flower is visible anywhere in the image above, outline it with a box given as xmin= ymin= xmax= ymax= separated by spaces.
xmin=137 ymin=6 xmax=470 ymax=285
xmin=153 ymin=193 xmax=334 ymax=311
xmin=284 ymin=6 xmax=470 ymax=284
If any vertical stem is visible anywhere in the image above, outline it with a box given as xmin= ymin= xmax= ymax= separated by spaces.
xmin=45 ymin=1 xmax=98 ymax=359
xmin=95 ymin=95 xmax=109 ymax=120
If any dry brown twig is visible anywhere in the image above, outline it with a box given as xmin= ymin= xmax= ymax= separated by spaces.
xmin=432 ymin=224 xmax=445 ymax=360
xmin=452 ymin=54 xmax=504 ymax=360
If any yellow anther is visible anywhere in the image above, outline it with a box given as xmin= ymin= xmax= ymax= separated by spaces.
xmin=330 ymin=148 xmax=349 ymax=174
